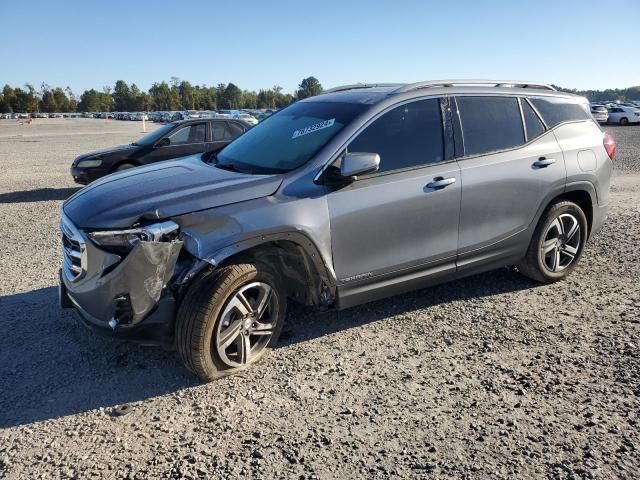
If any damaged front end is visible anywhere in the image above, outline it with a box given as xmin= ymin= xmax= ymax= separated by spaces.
xmin=59 ymin=214 xmax=192 ymax=346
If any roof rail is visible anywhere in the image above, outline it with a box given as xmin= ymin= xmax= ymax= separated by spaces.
xmin=393 ymin=79 xmax=556 ymax=94
xmin=321 ymin=83 xmax=401 ymax=94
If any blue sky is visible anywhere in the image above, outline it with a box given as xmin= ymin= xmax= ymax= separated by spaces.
xmin=1 ymin=0 xmax=638 ymax=94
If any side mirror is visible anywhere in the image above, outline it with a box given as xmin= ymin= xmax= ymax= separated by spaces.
xmin=340 ymin=152 xmax=380 ymax=178
xmin=155 ymin=137 xmax=170 ymax=148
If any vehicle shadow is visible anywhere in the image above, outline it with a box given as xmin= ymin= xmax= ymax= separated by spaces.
xmin=0 ymin=187 xmax=80 ymax=204
xmin=0 ymin=268 xmax=536 ymax=428
xmin=277 ymin=268 xmax=537 ymax=347
xmin=0 ymin=287 xmax=198 ymax=429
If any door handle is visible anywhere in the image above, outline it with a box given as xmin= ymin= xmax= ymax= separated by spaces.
xmin=426 ymin=177 xmax=456 ymax=189
xmin=533 ymin=157 xmax=556 ymax=168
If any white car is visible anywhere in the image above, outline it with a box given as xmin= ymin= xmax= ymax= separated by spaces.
xmin=232 ymin=113 xmax=258 ymax=125
xmin=590 ymin=105 xmax=609 ymax=123
xmin=607 ymin=106 xmax=640 ymax=125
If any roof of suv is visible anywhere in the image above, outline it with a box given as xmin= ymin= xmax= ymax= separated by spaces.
xmin=307 ymin=80 xmax=581 ymax=105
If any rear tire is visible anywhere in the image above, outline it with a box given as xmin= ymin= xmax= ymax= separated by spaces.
xmin=518 ymin=200 xmax=587 ymax=284
xmin=175 ymin=263 xmax=286 ymax=381
xmin=620 ymin=117 xmax=629 ymax=126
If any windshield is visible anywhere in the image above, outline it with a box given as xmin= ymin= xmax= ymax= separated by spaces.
xmin=133 ymin=123 xmax=177 ymax=146
xmin=216 ymin=101 xmax=368 ymax=174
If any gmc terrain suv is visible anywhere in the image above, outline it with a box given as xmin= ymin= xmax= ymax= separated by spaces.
xmin=60 ymin=80 xmax=613 ymax=381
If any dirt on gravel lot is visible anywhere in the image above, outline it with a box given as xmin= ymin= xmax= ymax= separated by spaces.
xmin=0 ymin=119 xmax=638 ymax=479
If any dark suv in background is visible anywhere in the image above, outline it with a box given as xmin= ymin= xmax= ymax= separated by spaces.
xmin=60 ymin=80 xmax=613 ymax=381
xmin=70 ymin=118 xmax=250 ymax=184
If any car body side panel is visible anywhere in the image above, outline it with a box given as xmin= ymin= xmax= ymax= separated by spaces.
xmin=327 ymin=163 xmax=461 ymax=281
xmin=457 ymin=130 xmax=566 ymax=256
xmin=174 ymin=190 xmax=336 ymax=285
xmin=553 ymin=121 xmax=612 ymax=207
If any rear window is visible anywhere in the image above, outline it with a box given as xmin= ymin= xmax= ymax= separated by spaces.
xmin=529 ymin=97 xmax=591 ymax=127
xmin=456 ymin=96 xmax=525 ymax=156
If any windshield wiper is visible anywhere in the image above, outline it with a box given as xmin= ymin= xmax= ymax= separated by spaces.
xmin=215 ymin=162 xmax=243 ymax=173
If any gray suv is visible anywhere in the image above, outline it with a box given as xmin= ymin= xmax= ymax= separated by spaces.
xmin=60 ymin=80 xmax=613 ymax=381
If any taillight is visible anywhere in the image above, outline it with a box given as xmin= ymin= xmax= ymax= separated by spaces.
xmin=603 ymin=133 xmax=616 ymax=160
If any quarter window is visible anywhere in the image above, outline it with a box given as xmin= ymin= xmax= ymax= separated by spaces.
xmin=347 ymin=98 xmax=444 ymax=173
xmin=168 ymin=123 xmax=206 ymax=145
xmin=226 ymin=122 xmax=245 ymax=139
xmin=456 ymin=96 xmax=524 ymax=156
xmin=520 ymin=98 xmax=546 ymax=141
xmin=529 ymin=97 xmax=591 ymax=127
xmin=213 ymin=122 xmax=246 ymax=141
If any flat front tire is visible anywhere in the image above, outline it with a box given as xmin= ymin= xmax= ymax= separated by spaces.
xmin=175 ymin=263 xmax=286 ymax=381
xmin=518 ymin=200 xmax=588 ymax=284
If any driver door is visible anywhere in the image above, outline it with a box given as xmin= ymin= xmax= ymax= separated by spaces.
xmin=326 ymin=98 xmax=461 ymax=306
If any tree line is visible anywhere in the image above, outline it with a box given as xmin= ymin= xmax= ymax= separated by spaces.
xmin=552 ymin=85 xmax=640 ymax=103
xmin=2 ymin=78 xmax=637 ymax=113
xmin=0 ymin=76 xmax=324 ymax=113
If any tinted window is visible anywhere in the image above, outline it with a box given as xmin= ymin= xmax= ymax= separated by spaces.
xmin=456 ymin=96 xmax=524 ymax=156
xmin=217 ymin=101 xmax=368 ymax=174
xmin=168 ymin=123 xmax=206 ymax=145
xmin=529 ymin=97 xmax=591 ymax=127
xmin=212 ymin=122 xmax=226 ymax=141
xmin=133 ymin=122 xmax=176 ymax=146
xmin=225 ymin=122 xmax=245 ymax=140
xmin=347 ymin=98 xmax=443 ymax=173
xmin=521 ymin=98 xmax=545 ymax=141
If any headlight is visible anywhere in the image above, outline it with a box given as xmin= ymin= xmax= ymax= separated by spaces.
xmin=76 ymin=158 xmax=103 ymax=168
xmin=88 ymin=220 xmax=179 ymax=252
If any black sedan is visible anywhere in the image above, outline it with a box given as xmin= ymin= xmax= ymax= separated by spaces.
xmin=70 ymin=118 xmax=250 ymax=184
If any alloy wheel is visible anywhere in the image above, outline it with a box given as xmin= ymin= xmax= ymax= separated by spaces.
xmin=214 ymin=281 xmax=278 ymax=367
xmin=540 ymin=213 xmax=581 ymax=273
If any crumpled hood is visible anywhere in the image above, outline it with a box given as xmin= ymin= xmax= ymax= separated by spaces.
xmin=63 ymin=155 xmax=284 ymax=229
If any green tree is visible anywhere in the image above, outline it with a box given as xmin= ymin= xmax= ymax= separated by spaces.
xmin=78 ymin=89 xmax=102 ymax=111
xmin=112 ymin=80 xmax=131 ymax=111
xmin=149 ymin=81 xmax=178 ymax=110
xmin=178 ymin=81 xmax=196 ymax=110
xmin=52 ymin=88 xmax=71 ymax=112
xmin=296 ymin=76 xmax=323 ymax=100
xmin=220 ymin=83 xmax=242 ymax=109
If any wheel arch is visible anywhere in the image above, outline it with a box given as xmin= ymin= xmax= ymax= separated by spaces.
xmin=207 ymin=233 xmax=337 ymax=309
xmin=535 ymin=182 xmax=595 ymax=239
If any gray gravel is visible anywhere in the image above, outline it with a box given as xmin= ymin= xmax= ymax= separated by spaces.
xmin=0 ymin=119 xmax=638 ymax=479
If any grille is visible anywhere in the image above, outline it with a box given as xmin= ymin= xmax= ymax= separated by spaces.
xmin=60 ymin=214 xmax=86 ymax=281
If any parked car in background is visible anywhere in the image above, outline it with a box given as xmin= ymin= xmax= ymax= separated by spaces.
xmin=70 ymin=118 xmax=250 ymax=184
xmin=232 ymin=112 xmax=258 ymax=125
xmin=607 ymin=105 xmax=640 ymax=125
xmin=60 ymin=79 xmax=612 ymax=381
xmin=590 ymin=105 xmax=609 ymax=123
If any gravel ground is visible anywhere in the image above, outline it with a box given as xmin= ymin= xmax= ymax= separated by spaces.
xmin=0 ymin=119 xmax=638 ymax=479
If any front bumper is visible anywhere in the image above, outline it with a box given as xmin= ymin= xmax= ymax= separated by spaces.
xmin=70 ymin=165 xmax=110 ymax=185
xmin=60 ymin=237 xmax=183 ymax=346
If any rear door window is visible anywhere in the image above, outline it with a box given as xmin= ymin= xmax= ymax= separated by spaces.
xmin=520 ymin=98 xmax=546 ymax=141
xmin=347 ymin=98 xmax=444 ymax=173
xmin=455 ymin=96 xmax=524 ymax=156
xmin=529 ymin=97 xmax=591 ymax=127
xmin=212 ymin=121 xmax=227 ymax=141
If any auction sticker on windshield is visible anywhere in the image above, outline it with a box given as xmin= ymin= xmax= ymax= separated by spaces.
xmin=292 ymin=118 xmax=335 ymax=139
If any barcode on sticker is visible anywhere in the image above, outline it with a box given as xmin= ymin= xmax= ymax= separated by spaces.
xmin=292 ymin=118 xmax=335 ymax=139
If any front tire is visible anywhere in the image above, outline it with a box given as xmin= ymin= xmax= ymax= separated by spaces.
xmin=518 ymin=200 xmax=588 ymax=284
xmin=619 ymin=117 xmax=629 ymax=126
xmin=175 ymin=263 xmax=286 ymax=381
